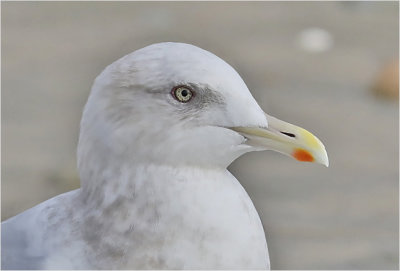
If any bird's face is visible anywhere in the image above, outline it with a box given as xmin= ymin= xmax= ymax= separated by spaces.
xmin=79 ymin=43 xmax=328 ymax=171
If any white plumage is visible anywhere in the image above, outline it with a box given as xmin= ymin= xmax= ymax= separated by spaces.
xmin=2 ymin=42 xmax=328 ymax=269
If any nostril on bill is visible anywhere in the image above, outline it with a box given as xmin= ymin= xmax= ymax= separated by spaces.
xmin=280 ymin=131 xmax=296 ymax=138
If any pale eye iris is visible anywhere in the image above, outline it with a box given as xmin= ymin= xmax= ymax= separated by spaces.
xmin=172 ymin=86 xmax=193 ymax=103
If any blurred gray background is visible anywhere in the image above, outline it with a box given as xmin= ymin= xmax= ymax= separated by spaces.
xmin=2 ymin=2 xmax=399 ymax=269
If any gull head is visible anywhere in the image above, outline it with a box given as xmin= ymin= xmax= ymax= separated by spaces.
xmin=78 ymin=42 xmax=328 ymax=186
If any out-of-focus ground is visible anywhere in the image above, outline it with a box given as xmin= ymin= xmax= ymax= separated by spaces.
xmin=2 ymin=2 xmax=398 ymax=269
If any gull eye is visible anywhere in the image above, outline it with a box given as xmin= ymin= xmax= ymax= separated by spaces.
xmin=172 ymin=86 xmax=193 ymax=103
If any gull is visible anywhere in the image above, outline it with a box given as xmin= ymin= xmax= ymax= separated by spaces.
xmin=1 ymin=42 xmax=328 ymax=269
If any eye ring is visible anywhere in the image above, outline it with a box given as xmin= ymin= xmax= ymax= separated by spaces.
xmin=171 ymin=85 xmax=194 ymax=103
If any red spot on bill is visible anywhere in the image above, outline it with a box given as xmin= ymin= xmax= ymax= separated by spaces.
xmin=293 ymin=149 xmax=314 ymax=162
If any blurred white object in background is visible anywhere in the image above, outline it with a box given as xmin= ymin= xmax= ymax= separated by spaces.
xmin=297 ymin=27 xmax=334 ymax=53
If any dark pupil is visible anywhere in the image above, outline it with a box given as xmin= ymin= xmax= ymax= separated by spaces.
xmin=181 ymin=89 xmax=188 ymax=97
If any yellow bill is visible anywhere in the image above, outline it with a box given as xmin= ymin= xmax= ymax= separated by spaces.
xmin=231 ymin=114 xmax=329 ymax=167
